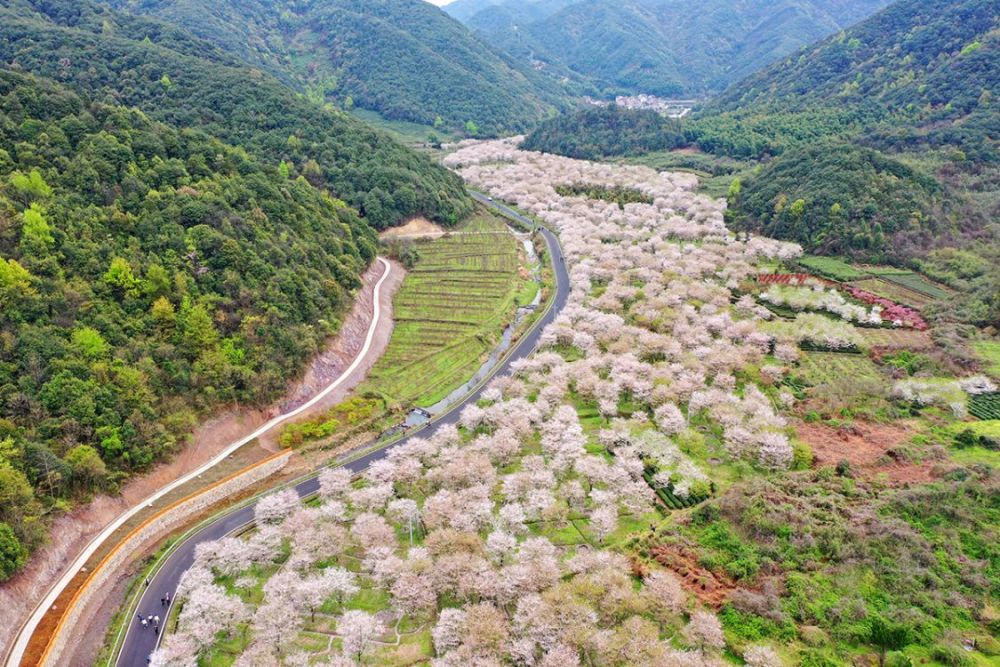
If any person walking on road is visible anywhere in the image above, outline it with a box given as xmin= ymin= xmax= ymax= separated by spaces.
xmin=140 ymin=618 xmax=147 ymax=629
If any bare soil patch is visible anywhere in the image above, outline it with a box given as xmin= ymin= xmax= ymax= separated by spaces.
xmin=0 ymin=260 xmax=404 ymax=661
xmin=648 ymin=543 xmax=737 ymax=608
xmin=796 ymin=420 xmax=935 ymax=485
xmin=379 ymin=217 xmax=445 ymax=240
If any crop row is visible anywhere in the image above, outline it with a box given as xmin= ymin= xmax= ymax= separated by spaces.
xmin=969 ymin=393 xmax=1000 ymax=421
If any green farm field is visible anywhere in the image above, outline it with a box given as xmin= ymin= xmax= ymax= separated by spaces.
xmin=875 ymin=271 xmax=952 ymax=299
xmin=795 ymin=351 xmax=883 ymax=386
xmin=361 ymin=211 xmax=534 ymax=408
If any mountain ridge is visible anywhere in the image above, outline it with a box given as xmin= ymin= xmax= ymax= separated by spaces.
xmin=455 ymin=0 xmax=894 ymax=96
xmin=107 ymin=0 xmax=575 ymax=135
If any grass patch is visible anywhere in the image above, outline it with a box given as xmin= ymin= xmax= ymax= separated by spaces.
xmin=974 ymin=341 xmax=1000 ymax=379
xmin=878 ymin=272 xmax=952 ymax=299
xmin=797 ymin=256 xmax=869 ymax=282
xmin=857 ymin=327 xmax=934 ymax=350
xmin=794 ymin=352 xmax=883 ymax=387
xmin=349 ymin=108 xmax=456 ymax=148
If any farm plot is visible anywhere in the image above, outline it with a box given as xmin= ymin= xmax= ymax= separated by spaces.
xmin=797 ymin=256 xmax=869 ymax=282
xmin=858 ymin=327 xmax=935 ymax=350
xmin=848 ymin=278 xmax=936 ymax=310
xmin=361 ymin=214 xmax=530 ymax=407
xmin=795 ymin=352 xmax=883 ymax=386
xmin=877 ymin=271 xmax=952 ymax=299
xmin=969 ymin=393 xmax=1000 ymax=421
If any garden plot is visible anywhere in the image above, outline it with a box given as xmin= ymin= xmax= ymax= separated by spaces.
xmin=877 ymin=271 xmax=952 ymax=299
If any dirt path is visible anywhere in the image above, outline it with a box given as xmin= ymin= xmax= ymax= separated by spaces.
xmin=0 ymin=259 xmax=404 ymax=662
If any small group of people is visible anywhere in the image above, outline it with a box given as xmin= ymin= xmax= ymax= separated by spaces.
xmin=136 ymin=610 xmax=162 ymax=635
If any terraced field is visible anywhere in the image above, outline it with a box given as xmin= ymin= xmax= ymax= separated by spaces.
xmin=877 ymin=271 xmax=952 ymax=299
xmin=848 ymin=278 xmax=936 ymax=309
xmin=361 ymin=212 xmax=532 ymax=407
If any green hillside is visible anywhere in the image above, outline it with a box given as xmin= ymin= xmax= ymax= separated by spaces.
xmin=699 ymin=0 xmax=999 ymax=160
xmin=710 ymin=0 xmax=999 ymax=315
xmin=0 ymin=0 xmax=473 ymax=229
xmin=0 ymin=69 xmax=378 ymax=576
xmin=107 ymin=0 xmax=572 ymax=136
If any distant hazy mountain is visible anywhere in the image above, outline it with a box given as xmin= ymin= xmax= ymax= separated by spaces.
xmin=454 ymin=0 xmax=893 ymax=96
xmin=107 ymin=0 xmax=574 ymax=135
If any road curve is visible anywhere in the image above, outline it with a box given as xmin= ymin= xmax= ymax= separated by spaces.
xmin=113 ymin=197 xmax=569 ymax=666
xmin=5 ymin=258 xmax=393 ymax=667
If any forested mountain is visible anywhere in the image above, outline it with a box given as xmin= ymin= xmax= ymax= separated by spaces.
xmin=0 ymin=0 xmax=473 ymax=230
xmin=105 ymin=0 xmax=573 ymax=135
xmin=522 ymin=105 xmax=686 ymax=159
xmin=703 ymin=0 xmax=998 ymax=265
xmin=0 ymin=69 xmax=379 ymax=576
xmin=454 ymin=0 xmax=892 ymax=96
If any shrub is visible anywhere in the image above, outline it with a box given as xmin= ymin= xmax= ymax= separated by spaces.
xmin=931 ymin=643 xmax=973 ymax=667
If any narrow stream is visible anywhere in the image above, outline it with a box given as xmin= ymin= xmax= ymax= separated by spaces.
xmin=403 ymin=230 xmax=543 ymax=427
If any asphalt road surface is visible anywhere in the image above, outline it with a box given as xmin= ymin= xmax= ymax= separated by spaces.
xmin=114 ymin=194 xmax=568 ymax=666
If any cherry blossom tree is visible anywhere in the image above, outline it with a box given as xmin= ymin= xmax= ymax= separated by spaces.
xmin=254 ymin=488 xmax=300 ymax=524
xmin=744 ymin=644 xmax=783 ymax=667
xmin=644 ymin=569 xmax=687 ymax=617
xmin=683 ymin=610 xmax=726 ymax=653
xmin=337 ymin=610 xmax=386 ymax=662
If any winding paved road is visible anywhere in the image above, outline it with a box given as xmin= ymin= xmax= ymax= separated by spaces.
xmin=113 ymin=196 xmax=568 ymax=666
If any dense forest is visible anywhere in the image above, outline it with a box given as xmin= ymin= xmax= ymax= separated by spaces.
xmin=0 ymin=0 xmax=474 ymax=230
xmin=106 ymin=0 xmax=572 ymax=136
xmin=521 ymin=106 xmax=686 ymax=159
xmin=0 ymin=68 xmax=384 ymax=578
xmin=452 ymin=0 xmax=892 ymax=96
xmin=519 ymin=0 xmax=999 ymax=324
